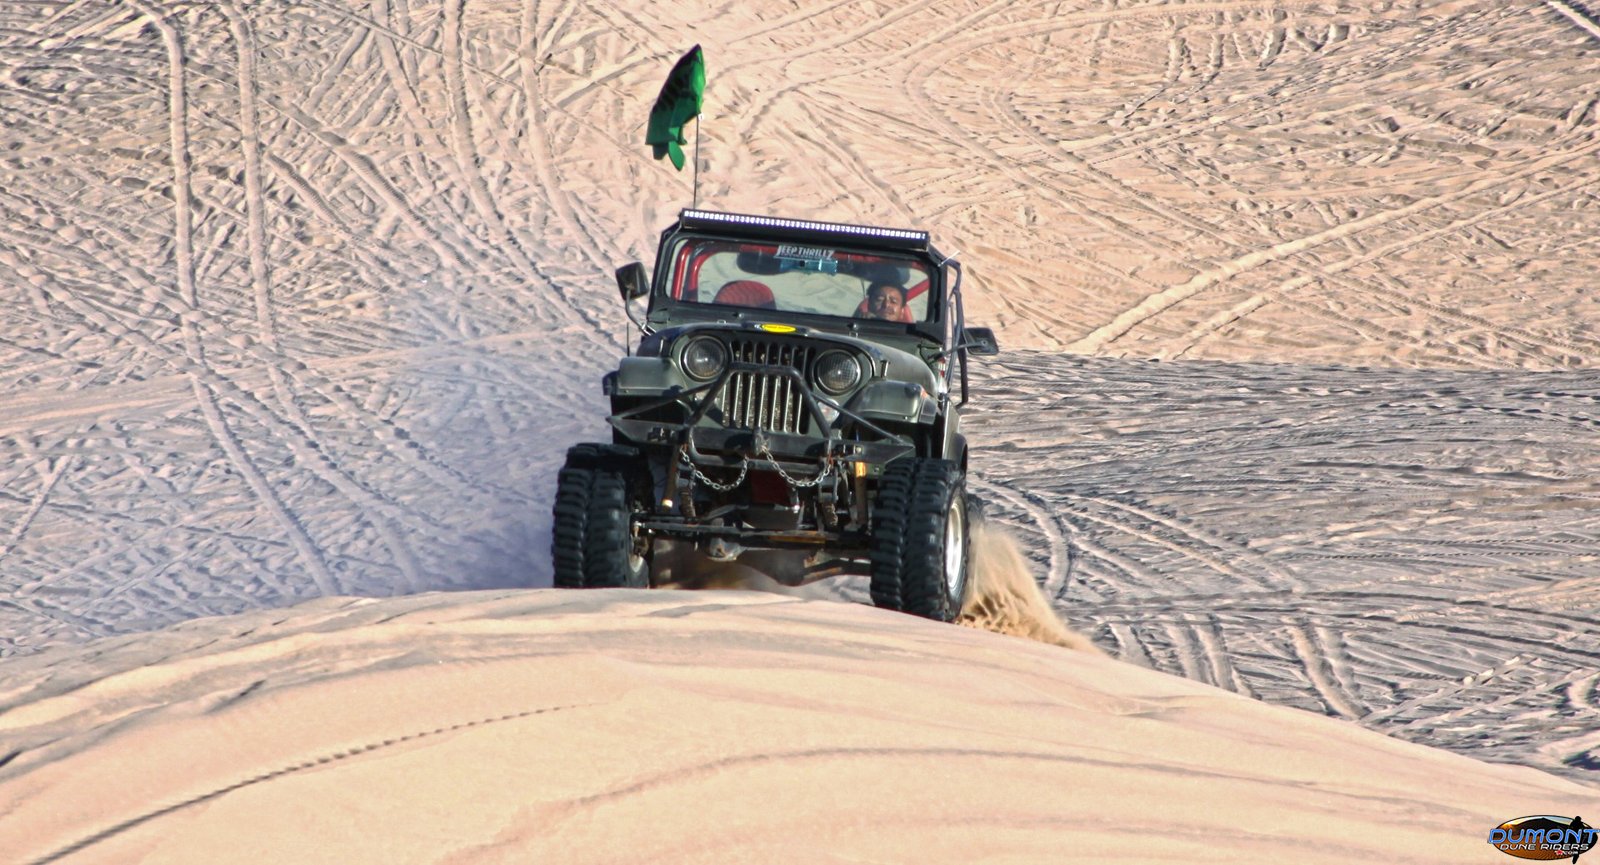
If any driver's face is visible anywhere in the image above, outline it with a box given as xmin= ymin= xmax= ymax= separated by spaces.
xmin=870 ymin=286 xmax=906 ymax=320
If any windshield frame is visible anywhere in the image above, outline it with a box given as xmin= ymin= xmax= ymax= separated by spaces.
xmin=647 ymin=230 xmax=948 ymax=340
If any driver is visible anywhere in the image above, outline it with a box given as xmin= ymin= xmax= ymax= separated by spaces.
xmin=862 ymin=281 xmax=908 ymax=321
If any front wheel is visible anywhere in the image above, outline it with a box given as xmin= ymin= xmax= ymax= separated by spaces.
xmin=551 ymin=444 xmax=650 ymax=589
xmin=869 ymin=459 xmax=970 ymax=622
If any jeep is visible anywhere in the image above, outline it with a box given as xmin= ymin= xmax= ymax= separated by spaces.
xmin=551 ymin=209 xmax=999 ymax=621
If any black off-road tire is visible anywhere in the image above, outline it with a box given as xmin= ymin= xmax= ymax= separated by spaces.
xmin=551 ymin=444 xmax=649 ymax=589
xmin=869 ymin=458 xmax=970 ymax=622
xmin=868 ymin=460 xmax=916 ymax=612
xmin=551 ymin=445 xmax=601 ymax=588
xmin=584 ymin=468 xmax=649 ymax=588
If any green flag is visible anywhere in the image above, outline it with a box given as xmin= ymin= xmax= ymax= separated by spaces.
xmin=645 ymin=45 xmax=705 ymax=171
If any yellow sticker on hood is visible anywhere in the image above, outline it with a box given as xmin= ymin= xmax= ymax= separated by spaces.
xmin=758 ymin=323 xmax=796 ymax=334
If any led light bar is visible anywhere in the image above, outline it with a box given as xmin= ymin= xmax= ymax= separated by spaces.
xmin=681 ymin=209 xmax=928 ymax=243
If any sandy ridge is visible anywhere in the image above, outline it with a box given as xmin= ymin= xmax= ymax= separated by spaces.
xmin=1 ymin=590 xmax=1593 ymax=864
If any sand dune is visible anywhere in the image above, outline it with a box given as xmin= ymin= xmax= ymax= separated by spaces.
xmin=1 ymin=590 xmax=1590 ymax=864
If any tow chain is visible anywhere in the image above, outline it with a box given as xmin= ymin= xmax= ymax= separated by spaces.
xmin=677 ymin=436 xmax=836 ymax=492
xmin=757 ymin=436 xmax=833 ymax=489
xmin=681 ymin=450 xmax=748 ymax=492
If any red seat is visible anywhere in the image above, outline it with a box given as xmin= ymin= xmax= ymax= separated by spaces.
xmin=714 ymin=280 xmax=776 ymax=309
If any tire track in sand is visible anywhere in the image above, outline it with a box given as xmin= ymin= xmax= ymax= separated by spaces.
xmin=223 ymin=1 xmax=424 ymax=592
xmin=127 ymin=0 xmax=338 ymax=597
xmin=1070 ymin=132 xmax=1600 ymax=354
xmin=1171 ymin=169 xmax=1600 ymax=363
xmin=1285 ymin=622 xmax=1365 ymax=719
xmin=22 ymin=702 xmax=600 ymax=865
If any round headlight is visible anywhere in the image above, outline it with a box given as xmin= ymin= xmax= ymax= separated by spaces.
xmin=682 ymin=337 xmax=727 ymax=381
xmin=814 ymin=350 xmax=862 ymax=395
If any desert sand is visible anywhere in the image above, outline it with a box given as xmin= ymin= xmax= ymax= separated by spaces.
xmin=2 ymin=584 xmax=1593 ymax=864
xmin=2 ymin=0 xmax=1599 ymax=860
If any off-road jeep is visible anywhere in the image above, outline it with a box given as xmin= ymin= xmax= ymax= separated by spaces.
xmin=552 ymin=209 xmax=999 ymax=621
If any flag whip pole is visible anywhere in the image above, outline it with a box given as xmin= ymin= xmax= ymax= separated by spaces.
xmin=692 ymin=115 xmax=701 ymax=209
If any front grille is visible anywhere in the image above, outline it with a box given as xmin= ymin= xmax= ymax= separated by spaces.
xmin=719 ymin=338 xmax=813 ymax=434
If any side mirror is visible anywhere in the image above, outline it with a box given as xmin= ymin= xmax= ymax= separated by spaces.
xmin=615 ymin=262 xmax=649 ymax=303
xmin=961 ymin=326 xmax=999 ymax=356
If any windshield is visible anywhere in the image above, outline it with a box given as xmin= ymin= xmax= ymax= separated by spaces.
xmin=660 ymin=237 xmax=935 ymax=323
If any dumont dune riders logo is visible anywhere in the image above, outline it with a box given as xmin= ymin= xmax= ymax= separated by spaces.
xmin=1489 ymin=815 xmax=1596 ymax=861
